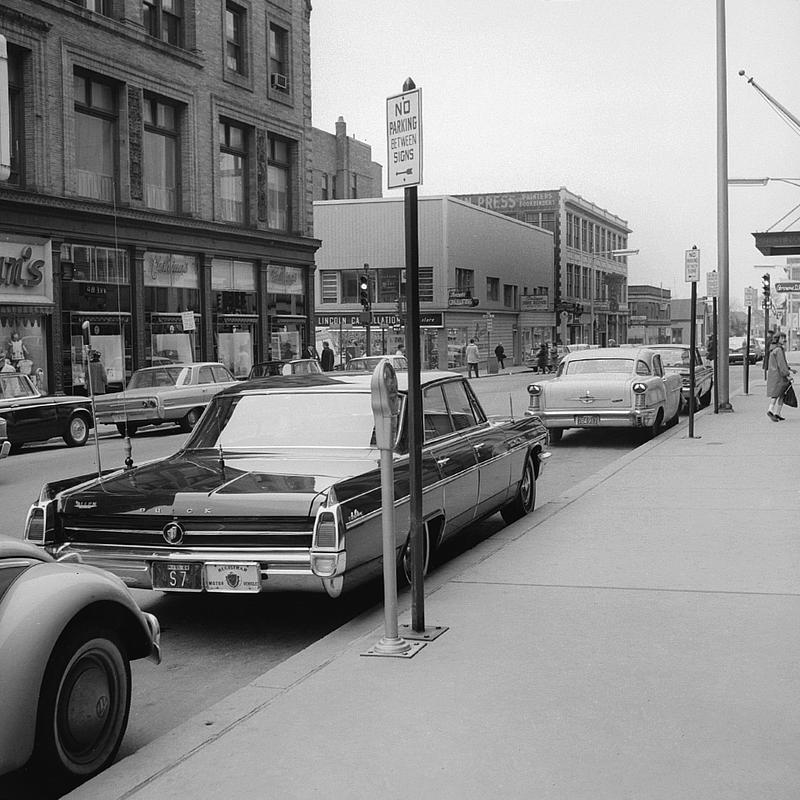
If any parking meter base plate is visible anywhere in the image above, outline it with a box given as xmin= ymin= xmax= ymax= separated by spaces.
xmin=361 ymin=637 xmax=426 ymax=658
xmin=399 ymin=623 xmax=449 ymax=642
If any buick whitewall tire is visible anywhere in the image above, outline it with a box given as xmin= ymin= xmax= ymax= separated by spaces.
xmin=64 ymin=414 xmax=90 ymax=447
xmin=501 ymin=453 xmax=537 ymax=524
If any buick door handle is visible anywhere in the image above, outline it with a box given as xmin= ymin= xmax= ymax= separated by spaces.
xmin=472 ymin=442 xmax=486 ymax=450
xmin=436 ymin=457 xmax=450 ymax=467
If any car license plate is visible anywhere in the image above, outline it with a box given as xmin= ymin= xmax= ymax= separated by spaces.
xmin=575 ymin=415 xmax=599 ymax=425
xmin=205 ymin=562 xmax=261 ymax=593
xmin=152 ymin=561 xmax=203 ymax=591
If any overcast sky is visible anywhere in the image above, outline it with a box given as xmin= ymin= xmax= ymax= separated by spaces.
xmin=310 ymin=0 xmax=800 ymax=306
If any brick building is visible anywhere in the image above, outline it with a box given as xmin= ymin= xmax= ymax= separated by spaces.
xmin=627 ymin=285 xmax=671 ymax=345
xmin=311 ymin=116 xmax=382 ymax=202
xmin=1 ymin=0 xmax=318 ymax=395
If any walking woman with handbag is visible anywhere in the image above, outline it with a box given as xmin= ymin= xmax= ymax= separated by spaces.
xmin=766 ymin=332 xmax=796 ymax=421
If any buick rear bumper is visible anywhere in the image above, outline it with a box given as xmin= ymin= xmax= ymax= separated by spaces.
xmin=45 ymin=542 xmax=339 ymax=594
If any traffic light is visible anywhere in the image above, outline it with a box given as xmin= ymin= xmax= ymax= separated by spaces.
xmin=359 ymin=274 xmax=370 ymax=310
xmin=762 ymin=273 xmax=771 ymax=300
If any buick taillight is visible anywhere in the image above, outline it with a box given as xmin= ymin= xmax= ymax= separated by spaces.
xmin=310 ymin=506 xmax=346 ymax=578
xmin=633 ymin=382 xmax=647 ymax=409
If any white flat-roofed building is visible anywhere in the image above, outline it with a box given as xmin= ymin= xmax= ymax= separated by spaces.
xmin=313 ymin=196 xmax=554 ymax=370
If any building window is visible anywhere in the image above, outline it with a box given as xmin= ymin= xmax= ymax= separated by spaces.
xmin=69 ymin=0 xmax=112 ymax=15
xmin=503 ymin=284 xmax=517 ymax=308
xmin=74 ymin=72 xmax=117 ymax=202
xmin=268 ymin=23 xmax=289 ymax=92
xmin=539 ymin=212 xmax=555 ymax=232
xmin=320 ymin=271 xmax=338 ymax=303
xmin=455 ymin=268 xmax=474 ymax=293
xmin=486 ymin=277 xmax=499 ymax=302
xmin=219 ymin=119 xmax=247 ymax=223
xmin=566 ymin=263 xmax=575 ymax=297
xmin=671 ymin=328 xmax=682 ymax=343
xmin=225 ymin=3 xmax=245 ymax=74
xmin=267 ymin=135 xmax=290 ymax=230
xmin=580 ymin=220 xmax=588 ymax=252
xmin=143 ymin=96 xmax=178 ymax=212
xmin=350 ymin=173 xmax=357 ymax=199
xmin=418 ymin=266 xmax=434 ymax=303
xmin=332 ymin=175 xmax=337 ymax=199
xmin=143 ymin=0 xmax=182 ymax=46
xmin=6 ymin=47 xmax=23 ymax=186
xmin=321 ymin=173 xmax=329 ymax=200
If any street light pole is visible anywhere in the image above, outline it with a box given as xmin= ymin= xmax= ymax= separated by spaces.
xmin=716 ymin=0 xmax=733 ymax=410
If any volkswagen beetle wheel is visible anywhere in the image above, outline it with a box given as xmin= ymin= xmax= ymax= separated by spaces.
xmin=35 ymin=624 xmax=131 ymax=792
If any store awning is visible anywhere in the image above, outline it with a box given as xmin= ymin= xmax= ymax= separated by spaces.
xmin=753 ymin=230 xmax=800 ymax=256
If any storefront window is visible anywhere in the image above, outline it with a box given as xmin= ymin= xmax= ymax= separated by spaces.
xmin=1 ymin=317 xmax=48 ymax=392
xmin=267 ymin=264 xmax=305 ymax=316
xmin=212 ymin=258 xmax=257 ymax=377
xmin=144 ymin=252 xmax=199 ymax=363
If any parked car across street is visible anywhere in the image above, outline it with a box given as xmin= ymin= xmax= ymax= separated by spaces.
xmin=0 ymin=372 xmax=94 ymax=452
xmin=93 ymin=362 xmax=236 ymax=436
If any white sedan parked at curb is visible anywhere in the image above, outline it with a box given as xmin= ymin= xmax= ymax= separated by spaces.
xmin=525 ymin=346 xmax=682 ymax=443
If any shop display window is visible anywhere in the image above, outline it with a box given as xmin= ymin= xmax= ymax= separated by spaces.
xmin=2 ymin=317 xmax=48 ymax=392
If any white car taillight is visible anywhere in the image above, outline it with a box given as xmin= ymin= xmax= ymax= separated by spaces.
xmin=527 ymin=383 xmax=542 ymax=411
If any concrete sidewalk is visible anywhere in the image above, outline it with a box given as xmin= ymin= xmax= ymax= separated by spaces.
xmin=70 ymin=361 xmax=800 ymax=800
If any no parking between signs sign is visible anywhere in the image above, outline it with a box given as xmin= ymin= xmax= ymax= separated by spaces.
xmin=386 ymin=88 xmax=422 ymax=189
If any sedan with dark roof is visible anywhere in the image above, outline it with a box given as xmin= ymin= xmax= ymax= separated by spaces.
xmin=25 ymin=371 xmax=549 ymax=598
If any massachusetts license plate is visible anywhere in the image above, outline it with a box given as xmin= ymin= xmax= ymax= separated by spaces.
xmin=152 ymin=561 xmax=203 ymax=591
xmin=205 ymin=562 xmax=261 ymax=593
xmin=575 ymin=415 xmax=599 ymax=425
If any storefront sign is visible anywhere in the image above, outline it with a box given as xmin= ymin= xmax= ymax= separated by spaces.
xmin=316 ymin=312 xmax=443 ymax=328
xmin=268 ymin=265 xmax=304 ymax=295
xmin=0 ymin=239 xmax=53 ymax=305
xmin=455 ymin=191 xmax=559 ymax=213
xmin=520 ymin=294 xmax=549 ymax=311
xmin=144 ymin=252 xmax=198 ymax=288
xmin=81 ymin=284 xmax=107 ymax=296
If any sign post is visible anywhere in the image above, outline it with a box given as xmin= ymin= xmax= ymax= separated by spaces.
xmin=707 ymin=270 xmax=719 ymax=414
xmin=685 ymin=247 xmax=700 ymax=438
xmin=388 ymin=79 xmax=442 ymax=642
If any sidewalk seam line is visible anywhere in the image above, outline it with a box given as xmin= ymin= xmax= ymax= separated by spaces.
xmin=450 ymin=579 xmax=800 ymax=598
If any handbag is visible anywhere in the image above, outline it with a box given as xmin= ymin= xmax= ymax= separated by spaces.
xmin=784 ymin=383 xmax=798 ymax=408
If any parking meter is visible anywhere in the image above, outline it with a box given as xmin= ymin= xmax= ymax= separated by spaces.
xmin=371 ymin=359 xmax=399 ymax=451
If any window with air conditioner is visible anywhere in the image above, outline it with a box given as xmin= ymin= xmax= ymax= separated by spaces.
xmin=268 ymin=23 xmax=289 ymax=93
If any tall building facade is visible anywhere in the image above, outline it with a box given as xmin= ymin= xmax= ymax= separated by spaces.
xmin=456 ymin=188 xmax=633 ymax=347
xmin=311 ymin=117 xmax=382 ymax=202
xmin=1 ymin=0 xmax=318 ymax=394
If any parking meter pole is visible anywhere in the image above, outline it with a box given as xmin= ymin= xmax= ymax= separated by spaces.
xmin=744 ymin=304 xmax=751 ymax=394
xmin=689 ymin=282 xmax=697 ymax=438
xmin=362 ymin=361 xmax=422 ymax=658
xmin=712 ymin=297 xmax=719 ymax=413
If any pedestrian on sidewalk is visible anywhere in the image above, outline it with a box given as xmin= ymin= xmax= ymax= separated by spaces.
xmin=466 ymin=339 xmax=480 ymax=378
xmin=494 ymin=342 xmax=506 ymax=371
xmin=766 ymin=332 xmax=795 ymax=421
xmin=535 ymin=342 xmax=548 ymax=374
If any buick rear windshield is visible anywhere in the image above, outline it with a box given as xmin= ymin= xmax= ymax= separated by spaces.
xmin=186 ymin=392 xmax=376 ymax=449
